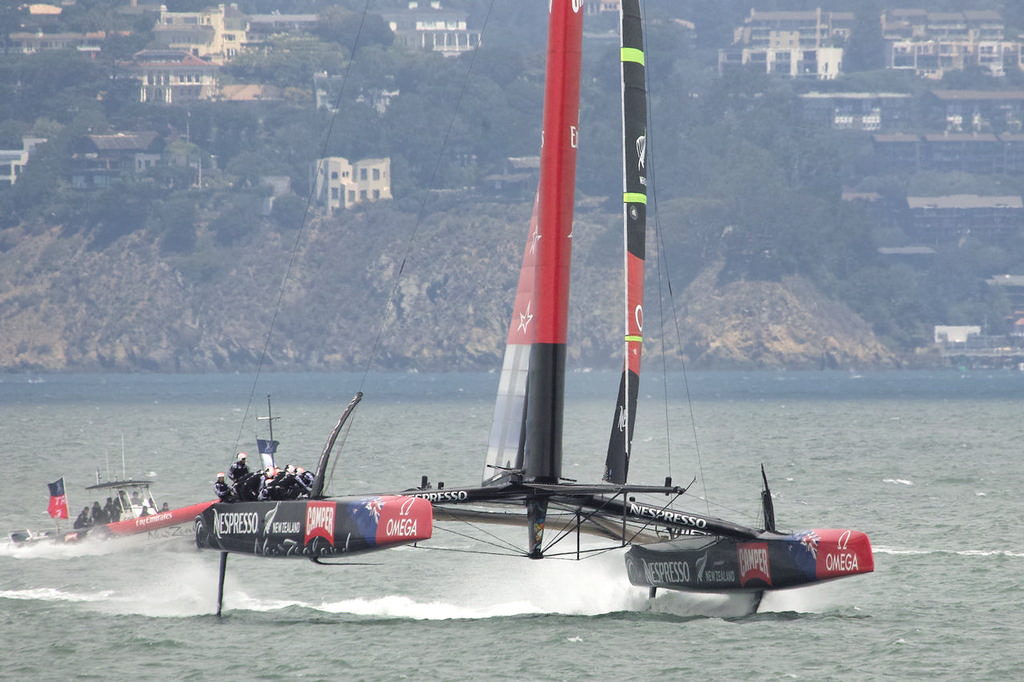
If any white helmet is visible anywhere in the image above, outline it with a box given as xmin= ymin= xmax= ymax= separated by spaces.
xmin=238 ymin=452 xmax=247 ymax=460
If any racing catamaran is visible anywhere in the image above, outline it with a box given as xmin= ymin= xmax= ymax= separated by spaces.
xmin=193 ymin=393 xmax=433 ymax=615
xmin=401 ymin=0 xmax=872 ymax=607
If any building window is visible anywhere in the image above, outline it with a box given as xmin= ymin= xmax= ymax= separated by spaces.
xmin=360 ymin=168 xmax=367 ymax=180
xmin=373 ymin=189 xmax=380 ymax=199
xmin=331 ymin=187 xmax=339 ymax=200
xmin=360 ymin=190 xmax=367 ymax=200
xmin=373 ymin=168 xmax=380 ymax=180
xmin=348 ymin=190 xmax=355 ymax=202
xmin=331 ymin=171 xmax=338 ymax=179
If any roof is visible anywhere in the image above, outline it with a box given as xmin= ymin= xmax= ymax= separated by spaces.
xmin=85 ymin=480 xmax=153 ymax=491
xmin=800 ymin=92 xmax=912 ymax=100
xmin=878 ymin=246 xmax=936 ymax=255
xmin=923 ymin=133 xmax=999 ymax=142
xmin=29 ymin=4 xmax=62 ymax=15
xmin=908 ymin=195 xmax=1023 ymax=209
xmin=988 ymin=274 xmax=1024 ymax=287
xmin=873 ymin=134 xmax=921 ymax=142
xmin=220 ymin=84 xmax=282 ymax=101
xmin=841 ymin=191 xmax=882 ymax=202
xmin=84 ymin=132 xmax=163 ymax=152
xmin=129 ymin=50 xmax=219 ymax=68
xmin=930 ymin=90 xmax=1024 ymax=101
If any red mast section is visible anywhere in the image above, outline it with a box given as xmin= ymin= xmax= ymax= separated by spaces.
xmin=523 ymin=0 xmax=583 ymax=486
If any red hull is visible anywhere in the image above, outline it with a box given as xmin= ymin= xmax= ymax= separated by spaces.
xmin=103 ymin=500 xmax=217 ymax=536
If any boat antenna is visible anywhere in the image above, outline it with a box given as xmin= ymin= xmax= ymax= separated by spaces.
xmin=121 ymin=432 xmax=127 ymax=481
xmin=256 ymin=394 xmax=278 ymax=445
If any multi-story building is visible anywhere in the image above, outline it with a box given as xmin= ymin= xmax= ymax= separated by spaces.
xmin=883 ymin=9 xmax=1022 ymax=78
xmin=381 ymin=2 xmax=480 ymax=57
xmin=153 ymin=3 xmax=248 ymax=62
xmin=907 ymin=194 xmax=1023 ymax=244
xmin=117 ymin=50 xmax=220 ymax=104
xmin=5 ymin=30 xmax=107 ymax=55
xmin=69 ymin=132 xmax=165 ymax=189
xmin=0 ymin=138 xmax=46 ymax=188
xmin=313 ymin=157 xmax=392 ymax=213
xmin=927 ymin=90 xmax=1024 ymax=133
xmin=800 ymin=92 xmax=913 ymax=131
xmin=719 ymin=9 xmax=851 ymax=79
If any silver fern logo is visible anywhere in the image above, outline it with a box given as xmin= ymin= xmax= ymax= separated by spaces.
xmin=636 ymin=133 xmax=647 ymax=186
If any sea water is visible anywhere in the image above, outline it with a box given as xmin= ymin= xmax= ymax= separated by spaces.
xmin=1 ymin=370 xmax=1022 ymax=681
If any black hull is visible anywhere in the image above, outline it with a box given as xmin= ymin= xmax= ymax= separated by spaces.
xmin=194 ymin=496 xmax=432 ymax=559
xmin=625 ymin=528 xmax=873 ymax=593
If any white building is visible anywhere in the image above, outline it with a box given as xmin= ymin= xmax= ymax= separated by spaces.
xmin=313 ymin=157 xmax=392 ymax=213
xmin=0 ymin=137 xmax=46 ymax=188
xmin=381 ymin=2 xmax=480 ymax=57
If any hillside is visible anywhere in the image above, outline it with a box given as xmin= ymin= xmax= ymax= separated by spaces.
xmin=0 ymin=200 xmax=900 ymax=373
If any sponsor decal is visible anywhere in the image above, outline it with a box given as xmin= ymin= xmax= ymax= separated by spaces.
xmin=213 ymin=510 xmax=260 ymax=538
xmin=800 ymin=530 xmax=821 ymax=559
xmin=636 ymin=134 xmax=647 ymax=185
xmin=384 ymin=517 xmax=419 ymax=537
xmin=738 ymin=542 xmax=772 ymax=587
xmin=304 ymin=501 xmax=336 ymax=547
xmin=695 ymin=552 xmax=737 ymax=585
xmin=627 ymin=502 xmax=708 ymax=529
xmin=412 ymin=489 xmax=469 ymax=503
xmin=269 ymin=521 xmax=301 ymax=535
xmin=825 ymin=551 xmax=860 ymax=573
xmin=638 ymin=557 xmax=691 ymax=586
xmin=133 ymin=511 xmax=174 ymax=529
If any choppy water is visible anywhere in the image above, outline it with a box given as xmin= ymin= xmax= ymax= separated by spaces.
xmin=1 ymin=370 xmax=1022 ymax=680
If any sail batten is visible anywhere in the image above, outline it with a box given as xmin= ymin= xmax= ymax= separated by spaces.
xmin=605 ymin=0 xmax=648 ymax=485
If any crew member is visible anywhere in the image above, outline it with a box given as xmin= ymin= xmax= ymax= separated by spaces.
xmin=90 ymin=500 xmax=106 ymax=525
xmin=228 ymin=452 xmax=249 ymax=483
xmin=74 ymin=506 xmax=91 ymax=529
xmin=214 ymin=472 xmax=235 ymax=502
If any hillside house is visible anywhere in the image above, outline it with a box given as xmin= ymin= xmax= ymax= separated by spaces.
xmin=312 ymin=157 xmax=392 ymax=213
xmin=0 ymin=137 xmax=46 ymax=188
xmin=719 ymin=9 xmax=850 ymax=79
xmin=153 ymin=3 xmax=248 ymax=62
xmin=907 ymin=194 xmax=1023 ymax=244
xmin=381 ymin=2 xmax=480 ymax=57
xmin=69 ymin=132 xmax=165 ymax=189
xmin=117 ymin=50 xmax=220 ymax=104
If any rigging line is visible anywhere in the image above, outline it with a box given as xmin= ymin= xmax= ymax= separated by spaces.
xmin=231 ymin=0 xmax=375 ymax=456
xmin=431 ymin=509 xmax=527 ymax=554
xmin=638 ymin=0 xmax=710 ymax=515
xmin=634 ymin=2 xmax=675 ymax=485
xmin=424 ymin=519 xmax=525 ymax=555
xmin=355 ymin=0 xmax=498 ymax=389
xmin=412 ymin=544 xmax=526 ymax=558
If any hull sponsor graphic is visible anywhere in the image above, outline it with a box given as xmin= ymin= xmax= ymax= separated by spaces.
xmin=376 ymin=496 xmax=428 ymax=543
xmin=304 ymin=501 xmax=336 ymax=547
xmin=738 ymin=542 xmax=772 ymax=587
xmin=815 ymin=529 xmax=870 ymax=579
xmin=214 ymin=509 xmax=261 ymax=537
xmin=695 ymin=552 xmax=737 ymax=586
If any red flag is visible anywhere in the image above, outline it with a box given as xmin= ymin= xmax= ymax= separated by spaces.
xmin=47 ymin=478 xmax=69 ymax=519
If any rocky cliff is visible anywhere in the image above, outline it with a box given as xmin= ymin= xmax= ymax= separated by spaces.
xmin=0 ymin=202 xmax=897 ymax=373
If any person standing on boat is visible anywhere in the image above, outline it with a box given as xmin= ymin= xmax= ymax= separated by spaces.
xmin=90 ymin=501 xmax=106 ymax=525
xmin=228 ymin=453 xmax=249 ymax=483
xmin=214 ymin=473 xmax=235 ymax=503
